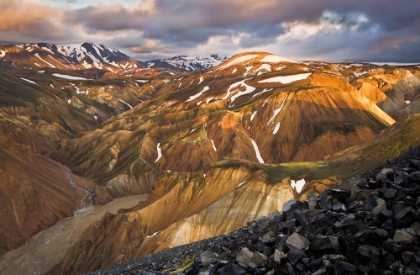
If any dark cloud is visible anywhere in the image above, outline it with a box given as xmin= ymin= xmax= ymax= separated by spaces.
xmin=1 ymin=0 xmax=420 ymax=61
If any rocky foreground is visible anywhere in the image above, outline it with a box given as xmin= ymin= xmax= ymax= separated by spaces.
xmin=87 ymin=147 xmax=420 ymax=275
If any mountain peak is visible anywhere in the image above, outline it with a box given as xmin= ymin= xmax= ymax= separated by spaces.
xmin=216 ymin=51 xmax=297 ymax=70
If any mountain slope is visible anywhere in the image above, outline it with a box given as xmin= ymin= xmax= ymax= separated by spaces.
xmin=146 ymin=54 xmax=228 ymax=72
xmin=2 ymin=50 xmax=420 ymax=275
xmin=40 ymin=52 xmax=418 ymax=274
xmin=49 ymin=114 xmax=420 ymax=275
xmin=0 ymin=42 xmax=164 ymax=78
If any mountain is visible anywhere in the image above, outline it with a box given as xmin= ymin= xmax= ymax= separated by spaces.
xmin=1 ymin=49 xmax=420 ymax=275
xmin=146 ymin=54 xmax=228 ymax=72
xmin=0 ymin=42 xmax=164 ymax=78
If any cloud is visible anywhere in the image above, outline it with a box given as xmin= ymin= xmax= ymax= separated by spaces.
xmin=0 ymin=0 xmax=67 ymax=41
xmin=1 ymin=0 xmax=420 ymax=61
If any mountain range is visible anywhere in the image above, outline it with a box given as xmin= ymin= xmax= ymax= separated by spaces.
xmin=0 ymin=43 xmax=420 ymax=275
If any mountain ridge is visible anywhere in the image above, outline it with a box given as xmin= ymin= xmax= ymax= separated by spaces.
xmin=1 ymin=47 xmax=420 ymax=275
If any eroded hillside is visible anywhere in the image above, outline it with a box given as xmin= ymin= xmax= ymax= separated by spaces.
xmin=1 ymin=50 xmax=420 ymax=275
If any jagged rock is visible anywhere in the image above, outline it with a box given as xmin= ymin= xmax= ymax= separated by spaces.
xmin=376 ymin=168 xmax=394 ymax=182
xmin=286 ymin=232 xmax=310 ymax=251
xmin=287 ymin=250 xmax=306 ymax=266
xmin=218 ymin=263 xmax=246 ymax=275
xmin=309 ymin=235 xmax=340 ymax=254
xmin=329 ymin=189 xmax=351 ymax=202
xmin=383 ymin=239 xmax=403 ymax=253
xmin=355 ymin=245 xmax=380 ymax=266
xmin=372 ymin=198 xmax=387 ymax=215
xmin=409 ymin=159 xmax=420 ymax=169
xmin=355 ymin=189 xmax=374 ymax=200
xmin=235 ymin=247 xmax=254 ymax=267
xmin=200 ymin=251 xmax=217 ymax=266
xmin=250 ymin=252 xmax=267 ymax=266
xmin=317 ymin=196 xmax=333 ymax=211
xmin=273 ymin=249 xmax=284 ymax=263
xmin=409 ymin=171 xmax=420 ymax=183
xmin=261 ymin=231 xmax=276 ymax=243
xmin=364 ymin=195 xmax=378 ymax=211
xmin=402 ymin=251 xmax=415 ymax=265
xmin=332 ymin=261 xmax=357 ymax=275
xmin=393 ymin=229 xmax=413 ymax=244
xmin=395 ymin=207 xmax=418 ymax=227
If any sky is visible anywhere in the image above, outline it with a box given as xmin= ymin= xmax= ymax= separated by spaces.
xmin=1 ymin=0 xmax=420 ymax=62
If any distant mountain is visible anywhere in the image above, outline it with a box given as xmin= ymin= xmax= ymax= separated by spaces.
xmin=0 ymin=42 xmax=162 ymax=77
xmin=145 ymin=54 xmax=228 ymax=72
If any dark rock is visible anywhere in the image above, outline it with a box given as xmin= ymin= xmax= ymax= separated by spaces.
xmin=218 ymin=263 xmax=246 ymax=275
xmin=383 ymin=239 xmax=402 ymax=253
xmin=395 ymin=207 xmax=418 ymax=228
xmin=283 ymin=200 xmax=308 ymax=220
xmin=293 ymin=210 xmax=308 ymax=226
xmin=329 ymin=189 xmax=351 ymax=202
xmin=364 ymin=195 xmax=377 ymax=211
xmin=309 ymin=235 xmax=340 ymax=255
xmin=409 ymin=171 xmax=420 ymax=183
xmin=355 ymin=245 xmax=380 ymax=266
xmin=309 ymin=258 xmax=322 ymax=271
xmin=402 ymin=251 xmax=415 ymax=265
xmin=286 ymin=250 xmax=306 ymax=266
xmin=409 ymin=159 xmax=420 ymax=169
xmin=317 ymin=195 xmax=333 ymax=211
xmin=333 ymin=261 xmax=357 ymax=275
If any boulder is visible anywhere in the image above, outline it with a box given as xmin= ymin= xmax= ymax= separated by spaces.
xmin=236 ymin=247 xmax=254 ymax=267
xmin=286 ymin=232 xmax=310 ymax=251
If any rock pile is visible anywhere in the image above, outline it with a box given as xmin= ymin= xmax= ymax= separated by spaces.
xmin=88 ymin=157 xmax=420 ymax=275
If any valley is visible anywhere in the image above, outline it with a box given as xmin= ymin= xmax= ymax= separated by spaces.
xmin=0 ymin=45 xmax=420 ymax=274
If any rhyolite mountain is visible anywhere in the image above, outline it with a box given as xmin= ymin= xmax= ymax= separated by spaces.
xmin=146 ymin=54 xmax=228 ymax=72
xmin=0 ymin=46 xmax=420 ymax=275
xmin=0 ymin=42 xmax=177 ymax=78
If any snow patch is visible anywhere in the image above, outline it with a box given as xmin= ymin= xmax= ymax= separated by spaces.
xmin=186 ymin=86 xmax=209 ymax=102
xmin=68 ymin=99 xmax=71 ymax=104
xmin=0 ymin=50 xmax=6 ymax=57
xmin=136 ymin=79 xmax=148 ymax=83
xmin=223 ymin=79 xmax=256 ymax=103
xmin=34 ymin=53 xmax=56 ymax=68
xmin=210 ymin=140 xmax=217 ymax=152
xmin=256 ymin=63 xmax=271 ymax=73
xmin=117 ymin=97 xmax=133 ymax=109
xmin=353 ymin=71 xmax=368 ymax=78
xmin=146 ymin=231 xmax=159 ymax=238
xmin=50 ymin=84 xmax=54 ymax=88
xmin=20 ymin=77 xmax=37 ymax=85
xmin=406 ymin=100 xmax=411 ymax=104
xmin=53 ymin=73 xmax=91 ymax=80
xmin=251 ymin=138 xmax=264 ymax=163
xmin=205 ymin=97 xmax=214 ymax=104
xmin=237 ymin=181 xmax=247 ymax=188
xmin=250 ymin=110 xmax=258 ymax=122
xmin=252 ymin=88 xmax=273 ymax=98
xmin=198 ymin=76 xmax=204 ymax=84
xmin=37 ymin=70 xmax=45 ymax=73
xmin=291 ymin=179 xmax=306 ymax=193
xmin=259 ymin=73 xmax=311 ymax=84
xmin=260 ymin=55 xmax=297 ymax=63
xmin=267 ymin=94 xmax=289 ymax=125
xmin=273 ymin=122 xmax=281 ymax=134
xmin=218 ymin=54 xmax=259 ymax=69
xmin=155 ymin=143 xmax=162 ymax=163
